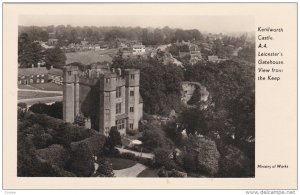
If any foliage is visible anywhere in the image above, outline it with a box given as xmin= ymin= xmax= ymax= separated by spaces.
xmin=18 ymin=33 xmax=43 ymax=68
xmin=179 ymin=108 xmax=208 ymax=135
xmin=218 ymin=143 xmax=254 ymax=177
xmin=19 ymin=25 xmax=203 ymax=46
xmin=95 ymin=158 xmax=114 ymax=177
xmin=17 ymin=111 xmax=105 ymax=177
xmin=163 ymin=121 xmax=184 ymax=147
xmin=184 ymin=59 xmax=255 ymax=143
xmin=139 ymin=121 xmax=174 ymax=152
xmin=29 ymin=102 xmax=63 ymax=119
xmin=153 ymin=148 xmax=178 ymax=170
xmin=108 ymin=126 xmax=122 ymax=147
xmin=44 ymin=46 xmax=66 ymax=68
xmin=184 ymin=136 xmax=220 ymax=176
xmin=66 ymin=142 xmax=95 ymax=177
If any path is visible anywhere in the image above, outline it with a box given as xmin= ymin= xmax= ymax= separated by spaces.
xmin=116 ymin=147 xmax=154 ymax=159
xmin=113 ymin=163 xmax=147 ymax=177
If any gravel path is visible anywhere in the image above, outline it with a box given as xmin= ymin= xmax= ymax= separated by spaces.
xmin=113 ymin=163 xmax=147 ymax=177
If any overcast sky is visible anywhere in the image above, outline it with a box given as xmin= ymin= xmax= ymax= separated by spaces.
xmin=19 ymin=15 xmax=254 ymax=34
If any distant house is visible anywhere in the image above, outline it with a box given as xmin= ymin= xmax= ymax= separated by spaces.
xmin=208 ymin=55 xmax=220 ymax=63
xmin=48 ymin=68 xmax=63 ymax=85
xmin=48 ymin=38 xmax=58 ymax=46
xmin=18 ymin=66 xmax=48 ymax=85
xmin=132 ymin=44 xmax=146 ymax=55
xmin=179 ymin=51 xmax=190 ymax=59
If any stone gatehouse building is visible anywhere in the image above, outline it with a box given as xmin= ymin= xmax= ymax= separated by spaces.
xmin=63 ymin=64 xmax=143 ymax=136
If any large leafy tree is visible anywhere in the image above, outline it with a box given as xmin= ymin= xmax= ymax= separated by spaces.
xmin=18 ymin=33 xmax=43 ymax=68
xmin=44 ymin=46 xmax=66 ymax=69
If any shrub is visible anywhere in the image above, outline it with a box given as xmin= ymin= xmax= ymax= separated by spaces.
xmin=153 ymin=148 xmax=178 ymax=170
xmin=185 ymin=136 xmax=220 ymax=176
xmin=95 ymin=158 xmax=114 ymax=177
xmin=66 ymin=142 xmax=94 ymax=177
xmin=218 ymin=144 xmax=254 ymax=177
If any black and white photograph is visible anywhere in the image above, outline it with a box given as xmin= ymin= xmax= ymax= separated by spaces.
xmin=16 ymin=14 xmax=255 ymax=178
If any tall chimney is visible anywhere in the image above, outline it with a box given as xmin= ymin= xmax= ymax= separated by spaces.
xmin=117 ymin=68 xmax=121 ymax=75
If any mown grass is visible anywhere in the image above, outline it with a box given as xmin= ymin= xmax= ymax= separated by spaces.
xmin=107 ymin=157 xmax=137 ymax=170
xmin=137 ymin=168 xmax=159 ymax=177
xmin=18 ymin=91 xmax=61 ymax=100
xmin=66 ymin=49 xmax=117 ymax=65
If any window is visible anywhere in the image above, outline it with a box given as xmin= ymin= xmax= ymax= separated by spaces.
xmin=130 ymin=90 xmax=134 ymax=96
xmin=116 ymin=103 xmax=122 ymax=114
xmin=105 ymin=92 xmax=110 ymax=98
xmin=105 ymin=78 xmax=110 ymax=83
xmin=105 ymin=109 xmax=110 ymax=120
xmin=116 ymin=87 xmax=121 ymax=98
xmin=104 ymin=127 xmax=110 ymax=136
xmin=130 ymin=74 xmax=135 ymax=79
xmin=41 ymin=79 xmax=44 ymax=83
xmin=130 ymin=106 xmax=134 ymax=112
xmin=30 ymin=79 xmax=33 ymax=84
xmin=116 ymin=119 xmax=125 ymax=130
xmin=68 ymin=71 xmax=71 ymax=76
xmin=37 ymin=74 xmax=40 ymax=78
xmin=41 ymin=74 xmax=44 ymax=77
xmin=129 ymin=123 xmax=133 ymax=129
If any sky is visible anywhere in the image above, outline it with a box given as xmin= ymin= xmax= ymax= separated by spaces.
xmin=19 ymin=15 xmax=254 ymax=34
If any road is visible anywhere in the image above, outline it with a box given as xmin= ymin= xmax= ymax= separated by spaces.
xmin=113 ymin=163 xmax=147 ymax=177
xmin=116 ymin=147 xmax=154 ymax=159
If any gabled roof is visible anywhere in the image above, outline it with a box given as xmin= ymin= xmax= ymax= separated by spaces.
xmin=18 ymin=67 xmax=48 ymax=76
xmin=48 ymin=68 xmax=63 ymax=76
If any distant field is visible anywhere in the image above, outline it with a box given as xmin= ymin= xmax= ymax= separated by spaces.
xmin=18 ymin=91 xmax=61 ymax=100
xmin=66 ymin=49 xmax=117 ymax=65
xmin=30 ymin=83 xmax=63 ymax=91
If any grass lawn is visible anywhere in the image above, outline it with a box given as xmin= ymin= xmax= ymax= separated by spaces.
xmin=137 ymin=168 xmax=159 ymax=177
xmin=18 ymin=85 xmax=37 ymax=90
xmin=66 ymin=49 xmax=116 ymax=65
xmin=18 ymin=91 xmax=61 ymax=100
xmin=107 ymin=157 xmax=137 ymax=170
xmin=30 ymin=83 xmax=63 ymax=91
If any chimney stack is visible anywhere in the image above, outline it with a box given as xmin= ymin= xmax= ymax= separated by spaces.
xmin=117 ymin=68 xmax=121 ymax=75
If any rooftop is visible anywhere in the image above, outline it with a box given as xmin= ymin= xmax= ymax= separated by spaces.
xmin=18 ymin=67 xmax=48 ymax=76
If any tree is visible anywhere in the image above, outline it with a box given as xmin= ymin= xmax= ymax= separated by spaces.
xmin=95 ymin=158 xmax=114 ymax=177
xmin=66 ymin=142 xmax=94 ymax=177
xmin=18 ymin=33 xmax=43 ymax=68
xmin=108 ymin=126 xmax=122 ymax=147
xmin=218 ymin=144 xmax=254 ymax=177
xmin=184 ymin=136 xmax=220 ymax=176
xmin=180 ymin=108 xmax=208 ymax=135
xmin=44 ymin=46 xmax=66 ymax=69
xmin=154 ymin=148 xmax=177 ymax=170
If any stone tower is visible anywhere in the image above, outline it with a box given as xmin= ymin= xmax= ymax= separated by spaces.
xmin=63 ymin=66 xmax=79 ymax=123
xmin=124 ymin=69 xmax=140 ymax=131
